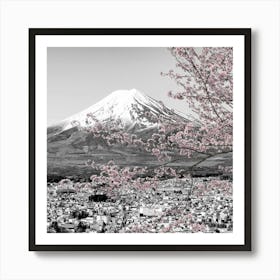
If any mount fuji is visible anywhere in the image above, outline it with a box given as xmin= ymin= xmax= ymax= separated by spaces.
xmin=48 ymin=89 xmax=230 ymax=179
xmin=48 ymin=88 xmax=195 ymax=135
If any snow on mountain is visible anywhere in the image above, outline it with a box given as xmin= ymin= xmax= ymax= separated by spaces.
xmin=51 ymin=88 xmax=195 ymax=132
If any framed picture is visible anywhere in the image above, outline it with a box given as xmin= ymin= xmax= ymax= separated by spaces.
xmin=29 ymin=28 xmax=251 ymax=251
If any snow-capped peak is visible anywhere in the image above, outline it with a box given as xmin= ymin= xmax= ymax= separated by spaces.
xmin=106 ymin=88 xmax=147 ymax=101
xmin=52 ymin=89 xmax=193 ymax=131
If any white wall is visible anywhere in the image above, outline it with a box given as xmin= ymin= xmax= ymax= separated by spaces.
xmin=0 ymin=0 xmax=279 ymax=279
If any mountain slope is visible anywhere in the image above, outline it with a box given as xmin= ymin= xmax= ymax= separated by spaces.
xmin=49 ymin=88 xmax=195 ymax=134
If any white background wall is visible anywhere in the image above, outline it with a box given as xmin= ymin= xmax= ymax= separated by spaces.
xmin=0 ymin=0 xmax=279 ymax=279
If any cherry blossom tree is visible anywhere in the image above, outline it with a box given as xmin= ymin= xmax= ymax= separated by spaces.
xmin=81 ymin=47 xmax=233 ymax=194
xmin=160 ymin=47 xmax=233 ymax=167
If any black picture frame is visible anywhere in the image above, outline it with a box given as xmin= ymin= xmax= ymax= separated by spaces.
xmin=29 ymin=28 xmax=251 ymax=251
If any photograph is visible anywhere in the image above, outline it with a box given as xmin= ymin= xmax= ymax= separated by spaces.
xmin=4 ymin=0 xmax=280 ymax=278
xmin=47 ymin=46 xmax=234 ymax=234
xmin=29 ymin=29 xmax=251 ymax=250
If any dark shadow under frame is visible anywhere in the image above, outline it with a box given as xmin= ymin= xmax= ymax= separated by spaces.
xmin=29 ymin=28 xmax=251 ymax=251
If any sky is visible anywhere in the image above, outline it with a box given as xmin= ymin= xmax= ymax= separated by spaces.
xmin=47 ymin=47 xmax=189 ymax=126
